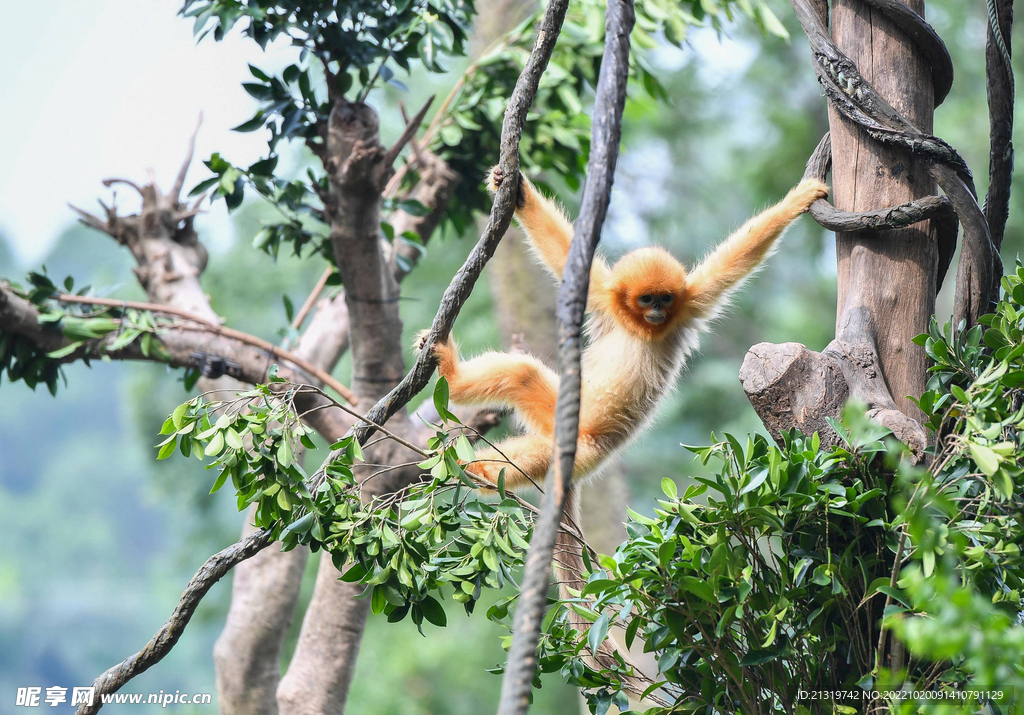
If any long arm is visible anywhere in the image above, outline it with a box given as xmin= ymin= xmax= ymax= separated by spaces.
xmin=685 ymin=178 xmax=828 ymax=318
xmin=487 ymin=168 xmax=612 ymax=306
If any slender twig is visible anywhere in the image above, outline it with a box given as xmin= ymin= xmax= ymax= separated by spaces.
xmin=293 ymin=385 xmax=427 ymax=458
xmin=171 ymin=112 xmax=204 ymax=202
xmin=381 ymin=94 xmax=435 ymax=171
xmin=290 ymin=267 xmax=333 ymax=331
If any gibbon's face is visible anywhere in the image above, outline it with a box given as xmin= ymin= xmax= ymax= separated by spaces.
xmin=608 ymin=247 xmax=688 ymax=339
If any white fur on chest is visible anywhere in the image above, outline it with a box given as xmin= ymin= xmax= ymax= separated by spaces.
xmin=578 ymin=317 xmax=700 ymax=447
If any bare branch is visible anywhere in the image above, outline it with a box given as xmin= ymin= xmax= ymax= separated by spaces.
xmin=984 ymin=0 xmax=1014 ymax=256
xmin=77 ymin=530 xmax=274 ymax=715
xmin=171 ymin=113 xmax=204 ymax=202
xmin=380 ymin=94 xmax=434 ymax=171
xmin=100 ymin=178 xmax=146 ymax=196
xmin=291 ymin=267 xmax=333 ymax=331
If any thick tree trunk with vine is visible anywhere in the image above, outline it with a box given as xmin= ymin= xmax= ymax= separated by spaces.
xmin=740 ymin=0 xmax=940 ymax=454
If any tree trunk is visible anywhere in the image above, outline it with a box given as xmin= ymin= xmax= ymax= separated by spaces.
xmin=739 ymin=0 xmax=936 ymax=455
xmin=830 ymin=0 xmax=937 ymax=417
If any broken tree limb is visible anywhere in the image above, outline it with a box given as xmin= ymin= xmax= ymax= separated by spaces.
xmin=740 ymin=306 xmax=928 ymax=456
xmin=52 ymin=293 xmax=356 ymax=404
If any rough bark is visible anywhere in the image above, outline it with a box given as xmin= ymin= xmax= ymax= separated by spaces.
xmin=984 ymin=0 xmax=1014 ymax=256
xmin=276 ymin=97 xmax=421 ymax=715
xmin=830 ymin=0 xmax=936 ymax=417
xmin=740 ymin=0 xmax=944 ymax=452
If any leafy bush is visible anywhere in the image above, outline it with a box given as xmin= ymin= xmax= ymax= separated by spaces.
xmin=544 ymin=263 xmax=1024 ymax=714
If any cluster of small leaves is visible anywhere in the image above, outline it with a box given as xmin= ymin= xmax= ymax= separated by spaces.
xmin=883 ymin=569 xmax=1024 ymax=715
xmin=181 ymin=0 xmax=474 ymax=100
xmin=183 ymin=0 xmax=474 ymax=256
xmin=537 ymin=423 xmax=896 ymax=714
xmin=191 ymin=151 xmax=332 ymax=259
xmin=154 ymin=377 xmax=320 ymax=530
xmin=323 ymin=440 xmax=535 ymax=630
xmin=912 ymin=262 xmax=1024 ymax=497
xmin=186 ymin=0 xmax=790 ymax=253
xmin=0 ymin=272 xmax=167 ymax=395
xmin=159 ymin=376 xmax=537 ymax=632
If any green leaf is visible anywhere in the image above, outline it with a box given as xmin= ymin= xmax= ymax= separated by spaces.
xmin=968 ymin=442 xmax=1001 ymax=477
xmin=157 ymin=437 xmax=177 ymax=460
xmin=371 ymin=585 xmax=387 ymax=615
xmin=739 ymin=648 xmax=780 ymax=666
xmin=209 ymin=470 xmax=229 ymax=494
xmin=661 ymin=477 xmax=677 ymax=500
xmin=455 ymin=435 xmax=475 ymax=462
xmin=340 ymin=562 xmax=368 ymax=583
xmin=46 ymin=341 xmax=83 ymax=359
xmin=206 ymin=430 xmax=225 ymax=457
xmin=419 ymin=595 xmax=447 ymax=627
xmin=587 ymin=612 xmax=610 ymax=654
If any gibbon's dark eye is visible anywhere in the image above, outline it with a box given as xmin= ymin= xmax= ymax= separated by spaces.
xmin=638 ymin=294 xmax=654 ymax=306
xmin=661 ymin=294 xmax=674 ymax=306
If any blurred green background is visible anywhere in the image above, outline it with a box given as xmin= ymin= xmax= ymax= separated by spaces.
xmin=1 ymin=0 xmax=1022 ymax=712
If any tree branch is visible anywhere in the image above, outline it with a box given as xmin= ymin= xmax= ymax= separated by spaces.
xmin=52 ymin=293 xmax=357 ymax=405
xmin=380 ymin=94 xmax=435 ymax=171
xmin=78 ymin=530 xmax=274 ymax=715
xmin=171 ymin=113 xmax=204 ymax=202
xmin=497 ymin=1 xmax=634 ymax=713
xmin=984 ymin=0 xmax=1014 ymax=256
xmin=75 ymin=0 xmax=572 ymax=705
xmin=803 ymin=133 xmax=958 ymax=291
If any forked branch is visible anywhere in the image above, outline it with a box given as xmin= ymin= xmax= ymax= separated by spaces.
xmin=75 ymin=0 xmax=572 ymax=708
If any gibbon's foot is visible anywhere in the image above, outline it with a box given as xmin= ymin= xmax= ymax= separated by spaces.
xmin=415 ymin=330 xmax=458 ymax=378
xmin=414 ymin=328 xmax=431 ymax=352
xmin=785 ymin=178 xmax=830 ymax=214
xmin=486 ymin=165 xmax=527 ymax=208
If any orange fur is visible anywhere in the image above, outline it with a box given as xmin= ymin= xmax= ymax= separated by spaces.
xmin=431 ymin=169 xmax=828 ymax=491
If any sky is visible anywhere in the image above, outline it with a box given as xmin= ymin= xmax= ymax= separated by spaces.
xmin=0 ymin=0 xmax=302 ymax=265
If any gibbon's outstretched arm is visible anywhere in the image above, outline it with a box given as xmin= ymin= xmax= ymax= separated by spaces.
xmin=487 ymin=167 xmax=612 ymax=309
xmin=685 ymin=178 xmax=829 ymax=319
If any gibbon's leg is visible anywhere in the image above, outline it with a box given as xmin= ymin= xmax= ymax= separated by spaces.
xmin=466 ymin=434 xmax=553 ymax=491
xmin=686 ymin=178 xmax=829 ymax=317
xmin=431 ymin=336 xmax=558 ymax=436
xmin=487 ymin=167 xmax=612 ymax=305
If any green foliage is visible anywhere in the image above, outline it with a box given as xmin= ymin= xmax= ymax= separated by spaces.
xmin=543 ymin=425 xmax=897 ymax=713
xmin=0 ymin=272 xmax=171 ymax=395
xmin=185 ymin=0 xmax=792 ymax=253
xmin=158 ymin=376 xmax=537 ymax=631
xmin=534 ymin=263 xmax=1024 ymax=714
xmin=424 ymin=0 xmax=790 ymax=232
xmin=181 ymin=0 xmax=474 ymax=93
